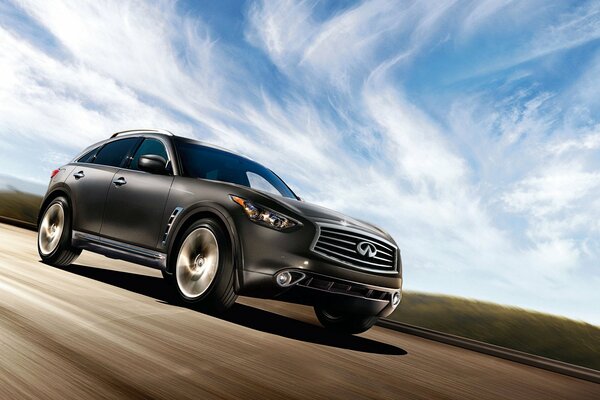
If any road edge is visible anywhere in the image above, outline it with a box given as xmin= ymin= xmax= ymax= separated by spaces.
xmin=1 ymin=218 xmax=598 ymax=384
xmin=0 ymin=216 xmax=37 ymax=231
xmin=376 ymin=320 xmax=600 ymax=384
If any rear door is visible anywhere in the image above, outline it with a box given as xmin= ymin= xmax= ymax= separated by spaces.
xmin=67 ymin=137 xmax=140 ymax=234
xmin=100 ymin=137 xmax=174 ymax=250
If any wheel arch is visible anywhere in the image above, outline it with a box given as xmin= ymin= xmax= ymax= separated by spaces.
xmin=37 ymin=185 xmax=73 ymax=228
xmin=166 ymin=203 xmax=244 ymax=292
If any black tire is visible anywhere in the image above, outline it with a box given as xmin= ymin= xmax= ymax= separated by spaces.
xmin=37 ymin=196 xmax=81 ymax=267
xmin=314 ymin=305 xmax=378 ymax=334
xmin=168 ymin=218 xmax=237 ymax=313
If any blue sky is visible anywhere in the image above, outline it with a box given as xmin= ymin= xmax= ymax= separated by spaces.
xmin=1 ymin=0 xmax=599 ymax=324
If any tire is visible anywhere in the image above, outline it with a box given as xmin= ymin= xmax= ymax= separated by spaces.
xmin=314 ymin=305 xmax=378 ymax=334
xmin=169 ymin=218 xmax=237 ymax=313
xmin=37 ymin=196 xmax=81 ymax=267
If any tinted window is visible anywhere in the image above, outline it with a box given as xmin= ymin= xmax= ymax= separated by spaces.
xmin=130 ymin=138 xmax=169 ymax=171
xmin=78 ymin=146 xmax=100 ymax=163
xmin=93 ymin=138 xmax=139 ymax=167
xmin=175 ymin=139 xmax=297 ymax=199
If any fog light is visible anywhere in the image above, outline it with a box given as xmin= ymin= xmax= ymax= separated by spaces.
xmin=276 ymin=271 xmax=293 ymax=287
xmin=392 ymin=292 xmax=401 ymax=306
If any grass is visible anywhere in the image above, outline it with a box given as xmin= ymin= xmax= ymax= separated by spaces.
xmin=0 ymin=190 xmax=598 ymax=370
xmin=389 ymin=291 xmax=600 ymax=371
xmin=0 ymin=190 xmax=42 ymax=224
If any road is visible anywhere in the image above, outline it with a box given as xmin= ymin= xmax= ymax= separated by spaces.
xmin=0 ymin=223 xmax=597 ymax=399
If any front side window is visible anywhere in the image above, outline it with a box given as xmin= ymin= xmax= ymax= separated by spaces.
xmin=130 ymin=138 xmax=169 ymax=171
xmin=175 ymin=139 xmax=297 ymax=199
xmin=93 ymin=138 xmax=139 ymax=168
xmin=246 ymin=172 xmax=281 ymax=196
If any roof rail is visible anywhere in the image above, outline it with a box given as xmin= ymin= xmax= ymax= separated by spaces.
xmin=110 ymin=129 xmax=174 ymax=138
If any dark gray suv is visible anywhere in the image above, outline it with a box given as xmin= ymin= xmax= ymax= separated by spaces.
xmin=38 ymin=129 xmax=402 ymax=334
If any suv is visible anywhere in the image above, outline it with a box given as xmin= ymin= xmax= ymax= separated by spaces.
xmin=38 ymin=129 xmax=402 ymax=334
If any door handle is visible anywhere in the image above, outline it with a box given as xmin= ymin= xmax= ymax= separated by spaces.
xmin=112 ymin=177 xmax=127 ymax=186
xmin=73 ymin=171 xmax=85 ymax=179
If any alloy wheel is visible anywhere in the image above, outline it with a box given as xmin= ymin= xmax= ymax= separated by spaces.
xmin=175 ymin=227 xmax=220 ymax=299
xmin=38 ymin=203 xmax=65 ymax=256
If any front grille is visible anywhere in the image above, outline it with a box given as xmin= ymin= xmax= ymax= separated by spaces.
xmin=312 ymin=224 xmax=397 ymax=274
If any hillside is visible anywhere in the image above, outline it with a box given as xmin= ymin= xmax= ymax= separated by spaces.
xmin=0 ymin=190 xmax=42 ymax=224
xmin=389 ymin=292 xmax=600 ymax=370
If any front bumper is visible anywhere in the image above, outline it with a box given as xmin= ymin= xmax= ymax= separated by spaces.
xmin=241 ymin=269 xmax=402 ymax=317
xmin=234 ymin=216 xmax=403 ymax=317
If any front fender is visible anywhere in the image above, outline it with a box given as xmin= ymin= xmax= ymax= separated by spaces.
xmin=164 ymin=201 xmax=244 ymax=292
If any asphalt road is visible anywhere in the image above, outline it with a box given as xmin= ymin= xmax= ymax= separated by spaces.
xmin=0 ymin=224 xmax=598 ymax=399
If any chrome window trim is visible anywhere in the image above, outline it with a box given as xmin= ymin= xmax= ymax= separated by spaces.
xmin=71 ymin=133 xmax=179 ymax=175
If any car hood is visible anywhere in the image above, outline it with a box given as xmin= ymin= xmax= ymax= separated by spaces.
xmin=273 ymin=196 xmax=393 ymax=242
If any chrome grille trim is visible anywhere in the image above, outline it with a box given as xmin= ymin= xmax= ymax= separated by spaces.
xmin=319 ymin=230 xmax=396 ymax=257
xmin=310 ymin=223 xmax=398 ymax=274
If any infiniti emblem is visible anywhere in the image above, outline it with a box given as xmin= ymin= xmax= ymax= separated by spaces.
xmin=356 ymin=241 xmax=377 ymax=258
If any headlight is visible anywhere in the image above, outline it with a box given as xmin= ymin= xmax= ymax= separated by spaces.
xmin=230 ymin=195 xmax=298 ymax=231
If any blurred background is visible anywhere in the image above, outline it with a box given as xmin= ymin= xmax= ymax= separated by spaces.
xmin=0 ymin=0 xmax=598 ymax=370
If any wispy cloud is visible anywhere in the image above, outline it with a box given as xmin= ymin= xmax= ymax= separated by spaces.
xmin=503 ymin=164 xmax=600 ymax=218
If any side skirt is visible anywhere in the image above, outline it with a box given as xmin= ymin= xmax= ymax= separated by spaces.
xmin=72 ymin=231 xmax=167 ymax=270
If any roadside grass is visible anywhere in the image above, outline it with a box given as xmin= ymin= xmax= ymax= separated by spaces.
xmin=0 ymin=190 xmax=42 ymax=224
xmin=0 ymin=190 xmax=598 ymax=370
xmin=389 ymin=291 xmax=600 ymax=371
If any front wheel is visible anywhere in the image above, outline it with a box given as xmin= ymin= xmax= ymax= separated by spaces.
xmin=314 ymin=305 xmax=378 ymax=334
xmin=169 ymin=218 xmax=237 ymax=313
xmin=38 ymin=196 xmax=81 ymax=267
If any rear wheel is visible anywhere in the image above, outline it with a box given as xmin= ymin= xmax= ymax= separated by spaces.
xmin=38 ymin=196 xmax=81 ymax=267
xmin=169 ymin=218 xmax=236 ymax=313
xmin=314 ymin=305 xmax=378 ymax=334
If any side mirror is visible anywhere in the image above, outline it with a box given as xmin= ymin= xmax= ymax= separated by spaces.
xmin=138 ymin=154 xmax=168 ymax=175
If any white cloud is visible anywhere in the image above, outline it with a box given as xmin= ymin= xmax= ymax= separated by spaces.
xmin=245 ymin=0 xmax=318 ymax=69
xmin=14 ymin=0 xmax=248 ymax=124
xmin=503 ymin=165 xmax=600 ymax=217
xmin=0 ymin=27 xmax=192 ymax=147
xmin=548 ymin=130 xmax=600 ymax=154
xmin=247 ymin=0 xmax=460 ymax=90
xmin=527 ymin=1 xmax=600 ymax=60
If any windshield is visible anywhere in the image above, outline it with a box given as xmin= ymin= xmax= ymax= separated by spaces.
xmin=175 ymin=139 xmax=297 ymax=199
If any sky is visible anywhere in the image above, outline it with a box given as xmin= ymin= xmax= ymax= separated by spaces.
xmin=1 ymin=0 xmax=599 ymax=324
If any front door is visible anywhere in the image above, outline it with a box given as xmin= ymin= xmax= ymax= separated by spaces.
xmin=100 ymin=138 xmax=174 ymax=250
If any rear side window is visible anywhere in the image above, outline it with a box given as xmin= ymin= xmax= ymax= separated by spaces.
xmin=77 ymin=146 xmax=100 ymax=163
xmin=129 ymin=138 xmax=169 ymax=171
xmin=93 ymin=138 xmax=139 ymax=168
